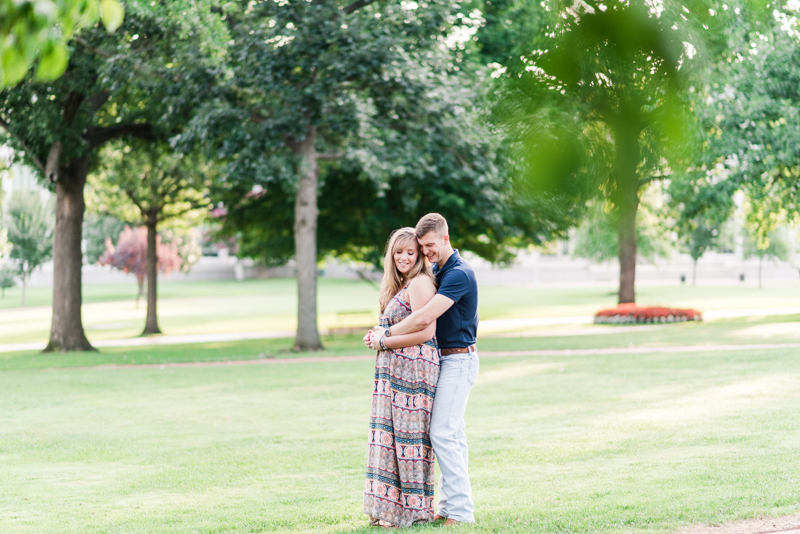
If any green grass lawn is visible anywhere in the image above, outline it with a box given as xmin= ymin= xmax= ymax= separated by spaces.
xmin=2 ymin=313 xmax=799 ymax=371
xmin=2 ymin=343 xmax=800 ymax=533
xmin=2 ymin=278 xmax=800 ymax=346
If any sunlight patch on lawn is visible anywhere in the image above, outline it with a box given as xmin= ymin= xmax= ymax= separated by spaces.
xmin=605 ymin=376 xmax=795 ymax=426
xmin=734 ymin=322 xmax=800 ymax=339
xmin=477 ymin=362 xmax=565 ymax=384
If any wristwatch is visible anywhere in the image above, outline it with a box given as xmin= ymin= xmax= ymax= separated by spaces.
xmin=384 ymin=328 xmax=392 ymax=338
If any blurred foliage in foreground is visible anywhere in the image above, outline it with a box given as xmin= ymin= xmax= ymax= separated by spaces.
xmin=495 ymin=0 xmax=699 ymax=302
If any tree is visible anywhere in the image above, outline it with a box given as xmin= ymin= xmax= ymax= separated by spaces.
xmin=83 ymin=214 xmax=127 ymax=264
xmin=685 ymin=224 xmax=717 ymax=285
xmin=670 ymin=1 xmax=800 ymax=258
xmin=572 ymin=194 xmax=673 ymax=265
xmin=0 ymin=0 xmax=123 ymax=87
xmin=668 ymin=167 xmax=731 ymax=285
xmin=497 ymin=0 xmax=703 ymax=304
xmin=0 ymin=0 xmax=225 ymax=351
xmin=94 ymin=143 xmax=210 ymax=334
xmin=212 ymin=67 xmax=573 ymax=273
xmin=6 ymin=190 xmax=53 ymax=306
xmin=741 ymin=190 xmax=790 ymax=288
xmin=99 ymin=226 xmax=181 ymax=309
xmin=744 ymin=225 xmax=790 ymax=289
xmin=0 ymin=264 xmax=15 ymax=297
xmin=187 ymin=0 xmax=519 ymax=351
xmin=471 ymin=0 xmax=547 ymax=68
xmin=0 ymin=217 xmax=10 ymax=297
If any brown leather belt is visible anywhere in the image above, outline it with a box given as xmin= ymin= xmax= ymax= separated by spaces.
xmin=440 ymin=345 xmax=476 ymax=356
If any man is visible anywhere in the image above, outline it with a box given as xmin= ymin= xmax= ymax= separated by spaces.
xmin=369 ymin=213 xmax=479 ymax=526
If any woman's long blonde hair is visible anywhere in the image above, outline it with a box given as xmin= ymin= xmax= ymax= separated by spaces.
xmin=378 ymin=227 xmax=436 ymax=314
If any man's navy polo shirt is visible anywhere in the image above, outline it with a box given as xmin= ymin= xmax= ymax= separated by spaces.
xmin=433 ymin=249 xmax=479 ymax=349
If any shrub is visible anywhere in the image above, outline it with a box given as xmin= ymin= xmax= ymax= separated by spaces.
xmin=594 ymin=304 xmax=702 ymax=324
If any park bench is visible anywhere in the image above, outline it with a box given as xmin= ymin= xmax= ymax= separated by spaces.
xmin=328 ymin=310 xmax=376 ymax=338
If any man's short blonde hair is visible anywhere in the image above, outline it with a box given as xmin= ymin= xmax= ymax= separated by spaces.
xmin=415 ymin=213 xmax=448 ymax=239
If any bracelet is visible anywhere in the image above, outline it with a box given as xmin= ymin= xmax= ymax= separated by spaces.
xmin=379 ymin=337 xmax=387 ymax=350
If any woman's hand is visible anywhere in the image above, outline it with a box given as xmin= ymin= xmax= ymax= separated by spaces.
xmin=363 ymin=330 xmax=373 ymax=348
xmin=367 ymin=331 xmax=381 ymax=351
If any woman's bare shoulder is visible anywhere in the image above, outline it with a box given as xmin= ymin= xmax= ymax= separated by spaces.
xmin=408 ymin=274 xmax=437 ymax=295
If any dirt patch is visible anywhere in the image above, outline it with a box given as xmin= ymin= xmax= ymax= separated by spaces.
xmin=674 ymin=513 xmax=800 ymax=534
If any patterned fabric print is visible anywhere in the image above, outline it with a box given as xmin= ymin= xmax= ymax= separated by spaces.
xmin=364 ymin=284 xmax=440 ymax=527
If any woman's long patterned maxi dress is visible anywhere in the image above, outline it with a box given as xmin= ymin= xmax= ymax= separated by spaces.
xmin=364 ymin=284 xmax=440 ymax=527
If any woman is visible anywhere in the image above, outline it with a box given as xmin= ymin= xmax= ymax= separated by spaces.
xmin=362 ymin=227 xmax=440 ymax=528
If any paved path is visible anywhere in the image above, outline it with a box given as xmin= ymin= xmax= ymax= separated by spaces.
xmin=3 ymin=305 xmax=799 ymax=355
xmin=40 ymin=342 xmax=800 ymax=372
xmin=481 ymin=305 xmax=800 ymax=333
xmin=0 ymin=330 xmax=296 ymax=354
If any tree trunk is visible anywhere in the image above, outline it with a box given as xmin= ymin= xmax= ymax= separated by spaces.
xmin=20 ymin=273 xmax=27 ymax=307
xmin=692 ymin=258 xmax=697 ymax=286
xmin=759 ymin=256 xmax=763 ymax=289
xmin=289 ymin=126 xmax=324 ymax=351
xmin=614 ymin=124 xmax=641 ymax=305
xmin=44 ymin=157 xmax=95 ymax=352
xmin=136 ymin=275 xmax=145 ymax=309
xmin=142 ymin=217 xmax=162 ymax=335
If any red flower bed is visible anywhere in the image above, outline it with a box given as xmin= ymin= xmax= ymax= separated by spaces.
xmin=594 ymin=303 xmax=702 ymax=324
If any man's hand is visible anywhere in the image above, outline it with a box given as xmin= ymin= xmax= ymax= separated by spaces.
xmin=372 ymin=326 xmax=389 ymax=339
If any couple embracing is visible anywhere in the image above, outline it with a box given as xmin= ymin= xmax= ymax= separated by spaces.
xmin=362 ymin=213 xmax=480 ymax=528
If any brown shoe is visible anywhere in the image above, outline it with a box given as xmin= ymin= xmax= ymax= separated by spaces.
xmin=443 ymin=518 xmax=460 ymax=527
xmin=434 ymin=514 xmax=447 ymax=522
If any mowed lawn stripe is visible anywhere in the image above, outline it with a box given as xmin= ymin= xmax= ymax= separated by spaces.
xmin=2 ymin=348 xmax=800 ymax=533
xmin=5 ymin=341 xmax=797 ymax=372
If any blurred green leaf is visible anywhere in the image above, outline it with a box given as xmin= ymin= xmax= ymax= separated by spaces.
xmin=2 ymin=47 xmax=29 ymax=86
xmin=35 ymin=42 xmax=68 ymax=81
xmin=100 ymin=0 xmax=125 ymax=32
xmin=0 ymin=0 xmax=126 ymax=88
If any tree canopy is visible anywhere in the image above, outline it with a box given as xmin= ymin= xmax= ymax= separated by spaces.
xmin=0 ymin=0 xmax=226 ymax=351
xmin=184 ymin=0 xmax=565 ymax=350
xmin=669 ymin=0 xmax=800 ymax=268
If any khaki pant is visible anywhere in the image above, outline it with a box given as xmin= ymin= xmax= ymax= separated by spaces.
xmin=430 ymin=350 xmax=479 ymax=523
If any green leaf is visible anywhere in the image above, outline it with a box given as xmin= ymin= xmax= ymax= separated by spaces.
xmin=35 ymin=43 xmax=68 ymax=82
xmin=2 ymin=48 xmax=29 ymax=86
xmin=100 ymin=0 xmax=125 ymax=33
